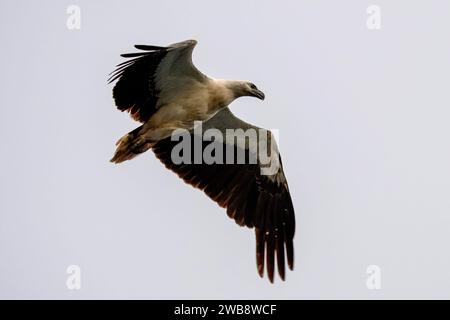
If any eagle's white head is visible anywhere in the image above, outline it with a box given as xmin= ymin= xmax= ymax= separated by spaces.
xmin=227 ymin=80 xmax=265 ymax=101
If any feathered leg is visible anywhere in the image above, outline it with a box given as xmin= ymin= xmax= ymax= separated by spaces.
xmin=110 ymin=125 xmax=182 ymax=164
xmin=110 ymin=125 xmax=153 ymax=163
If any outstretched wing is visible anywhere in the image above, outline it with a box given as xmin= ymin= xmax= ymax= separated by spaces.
xmin=152 ymin=107 xmax=295 ymax=282
xmin=108 ymin=40 xmax=206 ymax=123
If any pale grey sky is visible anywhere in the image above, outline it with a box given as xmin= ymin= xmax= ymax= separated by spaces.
xmin=1 ymin=0 xmax=450 ymax=299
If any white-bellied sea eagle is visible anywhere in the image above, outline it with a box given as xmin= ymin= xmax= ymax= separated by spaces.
xmin=108 ymin=40 xmax=295 ymax=282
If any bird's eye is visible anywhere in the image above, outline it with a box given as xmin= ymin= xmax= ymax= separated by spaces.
xmin=249 ymin=83 xmax=257 ymax=90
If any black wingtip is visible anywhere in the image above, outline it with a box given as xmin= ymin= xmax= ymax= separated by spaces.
xmin=286 ymin=239 xmax=294 ymax=270
xmin=289 ymin=261 xmax=294 ymax=271
xmin=277 ymin=244 xmax=286 ymax=280
xmin=257 ymin=266 xmax=264 ymax=278
xmin=255 ymin=229 xmax=265 ymax=278
xmin=120 ymin=52 xmax=151 ymax=58
xmin=134 ymin=44 xmax=166 ymax=51
xmin=266 ymin=234 xmax=275 ymax=284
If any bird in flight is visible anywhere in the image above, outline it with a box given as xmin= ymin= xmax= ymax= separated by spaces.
xmin=108 ymin=40 xmax=295 ymax=282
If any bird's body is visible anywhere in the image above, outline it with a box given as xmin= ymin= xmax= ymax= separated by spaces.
xmin=138 ymin=79 xmax=236 ymax=139
xmin=108 ymin=40 xmax=295 ymax=282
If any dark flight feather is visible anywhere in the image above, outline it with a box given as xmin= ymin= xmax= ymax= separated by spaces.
xmin=134 ymin=44 xmax=167 ymax=51
xmin=108 ymin=46 xmax=168 ymax=123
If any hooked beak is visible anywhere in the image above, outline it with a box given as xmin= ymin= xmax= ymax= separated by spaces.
xmin=252 ymin=89 xmax=265 ymax=100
